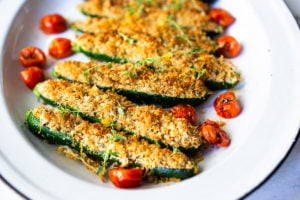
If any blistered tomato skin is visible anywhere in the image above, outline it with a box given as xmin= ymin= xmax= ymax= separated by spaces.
xmin=109 ymin=168 xmax=143 ymax=188
xmin=209 ymin=8 xmax=236 ymax=27
xmin=217 ymin=35 xmax=242 ymax=58
xmin=170 ymin=104 xmax=197 ymax=125
xmin=200 ymin=120 xmax=230 ymax=147
xmin=48 ymin=38 xmax=73 ymax=59
xmin=40 ymin=14 xmax=67 ymax=34
xmin=20 ymin=67 xmax=45 ymax=89
xmin=214 ymin=92 xmax=242 ymax=118
xmin=19 ymin=47 xmax=46 ymax=68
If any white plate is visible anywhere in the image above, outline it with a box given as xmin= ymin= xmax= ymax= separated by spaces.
xmin=0 ymin=0 xmax=299 ymax=199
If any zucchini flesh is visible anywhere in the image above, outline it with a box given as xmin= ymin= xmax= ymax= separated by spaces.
xmin=33 ymin=80 xmax=207 ymax=154
xmin=26 ymin=108 xmax=197 ymax=179
xmin=53 ymin=61 xmax=211 ymax=107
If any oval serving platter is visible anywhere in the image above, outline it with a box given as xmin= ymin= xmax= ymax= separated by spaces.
xmin=0 ymin=0 xmax=299 ymax=199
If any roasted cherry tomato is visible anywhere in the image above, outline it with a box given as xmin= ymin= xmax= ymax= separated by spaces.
xmin=214 ymin=91 xmax=241 ymax=118
xmin=170 ymin=104 xmax=197 ymax=125
xmin=109 ymin=168 xmax=143 ymax=188
xmin=40 ymin=14 xmax=67 ymax=34
xmin=19 ymin=47 xmax=46 ymax=68
xmin=209 ymin=8 xmax=236 ymax=27
xmin=20 ymin=66 xmax=45 ymax=89
xmin=217 ymin=35 xmax=241 ymax=58
xmin=199 ymin=120 xmax=230 ymax=147
xmin=48 ymin=38 xmax=73 ymax=59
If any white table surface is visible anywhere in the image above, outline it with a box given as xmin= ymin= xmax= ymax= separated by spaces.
xmin=0 ymin=1 xmax=299 ymax=199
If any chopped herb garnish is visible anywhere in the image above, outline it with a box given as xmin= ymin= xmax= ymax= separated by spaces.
xmin=107 ymin=129 xmax=127 ymax=142
xmin=118 ymin=32 xmax=137 ymax=45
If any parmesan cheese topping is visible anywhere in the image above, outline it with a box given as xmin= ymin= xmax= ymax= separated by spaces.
xmin=32 ymin=106 xmax=196 ymax=170
xmin=37 ymin=80 xmax=206 ymax=149
xmin=54 ymin=60 xmax=211 ymax=98
xmin=77 ymin=0 xmax=221 ymax=33
xmin=74 ymin=32 xmax=240 ymax=85
xmin=72 ymin=16 xmax=218 ymax=53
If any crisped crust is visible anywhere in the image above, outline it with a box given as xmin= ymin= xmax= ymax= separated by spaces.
xmin=54 ymin=60 xmax=210 ymax=98
xmin=32 ymin=106 xmax=196 ymax=170
xmin=37 ymin=80 xmax=205 ymax=149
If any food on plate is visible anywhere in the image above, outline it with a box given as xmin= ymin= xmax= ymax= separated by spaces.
xmin=199 ymin=120 xmax=230 ymax=147
xmin=19 ymin=46 xmax=46 ymax=68
xmin=77 ymin=0 xmax=222 ymax=35
xmin=48 ymin=38 xmax=74 ymax=59
xmin=71 ymin=17 xmax=218 ymax=53
xmin=217 ymin=35 xmax=242 ymax=58
xmin=109 ymin=168 xmax=143 ymax=188
xmin=169 ymin=104 xmax=197 ymax=125
xmin=23 ymin=0 xmax=243 ymax=188
xmin=209 ymin=8 xmax=236 ymax=28
xmin=20 ymin=66 xmax=45 ymax=89
xmin=26 ymin=106 xmax=198 ymax=180
xmin=52 ymin=60 xmax=211 ymax=107
xmin=33 ymin=80 xmax=208 ymax=153
xmin=72 ymin=33 xmax=240 ymax=90
xmin=214 ymin=91 xmax=242 ymax=118
xmin=40 ymin=14 xmax=67 ymax=34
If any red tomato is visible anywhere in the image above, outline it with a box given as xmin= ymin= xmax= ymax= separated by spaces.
xmin=20 ymin=67 xmax=45 ymax=89
xmin=109 ymin=168 xmax=143 ymax=188
xmin=199 ymin=120 xmax=230 ymax=147
xmin=217 ymin=35 xmax=241 ymax=58
xmin=209 ymin=8 xmax=236 ymax=27
xmin=170 ymin=104 xmax=197 ymax=125
xmin=19 ymin=47 xmax=46 ymax=68
xmin=48 ymin=38 xmax=73 ymax=59
xmin=214 ymin=92 xmax=242 ymax=119
xmin=40 ymin=14 xmax=67 ymax=34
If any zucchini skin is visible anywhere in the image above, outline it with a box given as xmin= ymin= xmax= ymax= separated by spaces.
xmin=72 ymin=43 xmax=126 ymax=63
xmin=70 ymin=44 xmax=239 ymax=90
xmin=33 ymin=83 xmax=206 ymax=154
xmin=204 ymin=80 xmax=239 ymax=91
xmin=26 ymin=111 xmax=195 ymax=179
xmin=53 ymin=73 xmax=210 ymax=107
xmin=25 ymin=111 xmax=116 ymax=162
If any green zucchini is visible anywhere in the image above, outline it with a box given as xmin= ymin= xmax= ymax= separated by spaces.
xmin=33 ymin=80 xmax=207 ymax=154
xmin=72 ymin=34 xmax=240 ymax=90
xmin=72 ymin=43 xmax=126 ymax=63
xmin=77 ymin=0 xmax=223 ymax=35
xmin=71 ymin=17 xmax=218 ymax=53
xmin=26 ymin=107 xmax=197 ymax=179
xmin=53 ymin=60 xmax=211 ymax=107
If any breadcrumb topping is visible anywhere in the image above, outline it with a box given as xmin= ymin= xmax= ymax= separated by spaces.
xmin=54 ymin=60 xmax=210 ymax=98
xmin=32 ymin=106 xmax=196 ymax=170
xmin=37 ymin=80 xmax=205 ymax=149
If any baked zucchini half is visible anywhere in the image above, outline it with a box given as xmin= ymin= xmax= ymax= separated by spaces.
xmin=52 ymin=60 xmax=211 ymax=107
xmin=77 ymin=0 xmax=222 ymax=35
xmin=72 ymin=33 xmax=240 ymax=90
xmin=26 ymin=106 xmax=197 ymax=179
xmin=33 ymin=80 xmax=207 ymax=154
xmin=71 ymin=17 xmax=218 ymax=53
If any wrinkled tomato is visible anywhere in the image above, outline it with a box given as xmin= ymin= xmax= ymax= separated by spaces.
xmin=109 ymin=168 xmax=143 ymax=188
xmin=20 ymin=66 xmax=45 ymax=89
xmin=48 ymin=38 xmax=73 ymax=59
xmin=199 ymin=120 xmax=230 ymax=147
xmin=40 ymin=14 xmax=67 ymax=34
xmin=209 ymin=8 xmax=236 ymax=27
xmin=217 ymin=35 xmax=241 ymax=58
xmin=170 ymin=104 xmax=197 ymax=125
xmin=214 ymin=92 xmax=241 ymax=118
xmin=19 ymin=47 xmax=46 ymax=68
